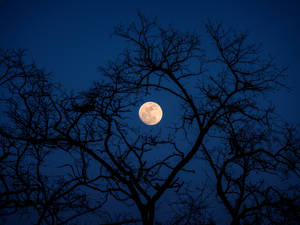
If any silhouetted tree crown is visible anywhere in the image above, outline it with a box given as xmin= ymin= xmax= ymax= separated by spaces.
xmin=0 ymin=14 xmax=299 ymax=225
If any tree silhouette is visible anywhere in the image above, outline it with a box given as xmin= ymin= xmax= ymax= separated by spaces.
xmin=1 ymin=14 xmax=299 ymax=225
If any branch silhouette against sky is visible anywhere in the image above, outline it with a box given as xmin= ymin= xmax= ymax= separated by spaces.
xmin=1 ymin=1 xmax=300 ymax=225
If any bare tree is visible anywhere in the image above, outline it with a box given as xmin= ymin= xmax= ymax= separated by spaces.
xmin=0 ymin=13 xmax=299 ymax=225
xmin=0 ymin=49 xmax=109 ymax=225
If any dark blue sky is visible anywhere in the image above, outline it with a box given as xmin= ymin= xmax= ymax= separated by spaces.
xmin=1 ymin=0 xmax=299 ymax=123
xmin=1 ymin=1 xmax=300 ymax=224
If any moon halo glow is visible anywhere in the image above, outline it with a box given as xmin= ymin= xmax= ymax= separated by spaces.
xmin=138 ymin=102 xmax=163 ymax=125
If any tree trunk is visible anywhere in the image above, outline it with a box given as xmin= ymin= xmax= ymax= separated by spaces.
xmin=141 ymin=203 xmax=155 ymax=225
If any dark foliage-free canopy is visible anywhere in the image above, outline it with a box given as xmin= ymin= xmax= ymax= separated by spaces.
xmin=0 ymin=14 xmax=299 ymax=225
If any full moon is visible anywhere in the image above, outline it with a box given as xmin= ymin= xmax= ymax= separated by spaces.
xmin=138 ymin=102 xmax=163 ymax=125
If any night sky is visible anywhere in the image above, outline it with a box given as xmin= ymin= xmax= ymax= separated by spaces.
xmin=1 ymin=0 xmax=300 ymax=124
xmin=1 ymin=0 xmax=300 ymax=224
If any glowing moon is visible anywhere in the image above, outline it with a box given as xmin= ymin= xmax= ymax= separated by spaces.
xmin=139 ymin=102 xmax=163 ymax=125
